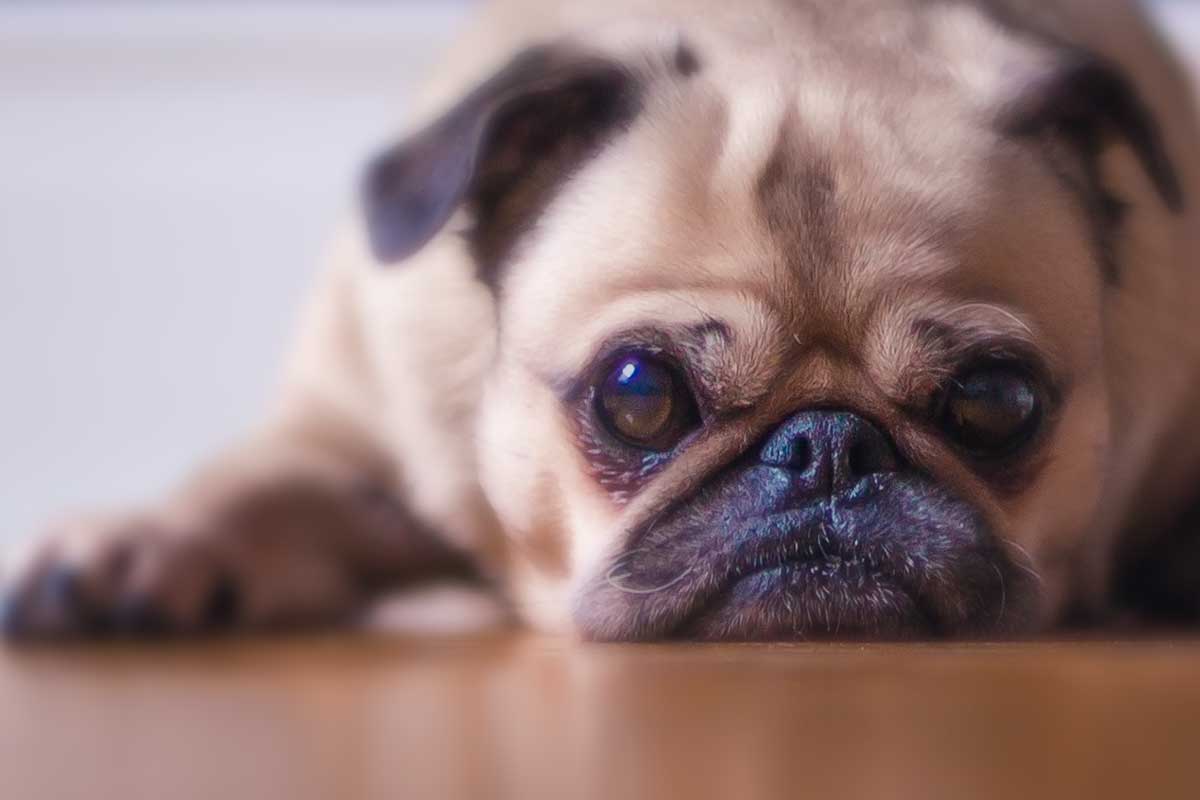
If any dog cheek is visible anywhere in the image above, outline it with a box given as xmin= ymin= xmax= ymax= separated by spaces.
xmin=475 ymin=374 xmax=625 ymax=629
xmin=1001 ymin=381 xmax=1113 ymax=624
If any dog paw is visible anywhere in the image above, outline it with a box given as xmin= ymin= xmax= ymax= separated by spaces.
xmin=1 ymin=513 xmax=244 ymax=640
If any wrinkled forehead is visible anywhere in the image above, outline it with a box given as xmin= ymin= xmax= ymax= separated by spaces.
xmin=500 ymin=25 xmax=1100 ymax=380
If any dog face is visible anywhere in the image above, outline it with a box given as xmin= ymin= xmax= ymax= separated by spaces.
xmin=365 ymin=4 xmax=1183 ymax=639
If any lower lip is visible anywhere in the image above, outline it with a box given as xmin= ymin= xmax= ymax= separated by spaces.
xmin=681 ymin=558 xmax=931 ymax=641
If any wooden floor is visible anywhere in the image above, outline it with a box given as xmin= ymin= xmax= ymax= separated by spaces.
xmin=2 ymin=636 xmax=1198 ymax=800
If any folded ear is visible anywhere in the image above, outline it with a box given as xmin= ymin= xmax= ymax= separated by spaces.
xmin=1001 ymin=53 xmax=1184 ymax=214
xmin=363 ymin=45 xmax=642 ymax=268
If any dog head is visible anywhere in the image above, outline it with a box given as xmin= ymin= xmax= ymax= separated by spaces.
xmin=363 ymin=3 xmax=1185 ymax=640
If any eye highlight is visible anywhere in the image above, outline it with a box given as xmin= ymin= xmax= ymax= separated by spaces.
xmin=595 ymin=352 xmax=700 ymax=451
xmin=936 ymin=363 xmax=1043 ymax=457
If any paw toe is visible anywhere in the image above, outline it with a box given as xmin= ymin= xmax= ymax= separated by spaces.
xmin=0 ymin=592 xmax=19 ymax=638
xmin=112 ymin=594 xmax=170 ymax=638
xmin=1 ymin=564 xmax=89 ymax=640
xmin=201 ymin=573 xmax=243 ymax=630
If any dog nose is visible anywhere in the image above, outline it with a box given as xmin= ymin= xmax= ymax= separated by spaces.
xmin=759 ymin=410 xmax=899 ymax=495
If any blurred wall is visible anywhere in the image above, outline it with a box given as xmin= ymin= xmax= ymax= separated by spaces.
xmin=0 ymin=3 xmax=472 ymax=541
xmin=0 ymin=1 xmax=1194 ymax=545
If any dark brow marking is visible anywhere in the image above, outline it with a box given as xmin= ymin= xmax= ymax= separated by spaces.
xmin=673 ymin=40 xmax=702 ymax=78
xmin=756 ymin=121 xmax=841 ymax=277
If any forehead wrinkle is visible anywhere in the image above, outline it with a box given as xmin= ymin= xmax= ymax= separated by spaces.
xmin=749 ymin=95 xmax=958 ymax=338
xmin=750 ymin=92 xmax=1005 ymax=354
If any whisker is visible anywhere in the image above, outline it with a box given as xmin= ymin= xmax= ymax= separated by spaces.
xmin=956 ymin=302 xmax=1036 ymax=337
xmin=603 ymin=562 xmax=695 ymax=595
xmin=998 ymin=536 xmax=1046 ymax=587
xmin=992 ymin=563 xmax=1007 ymax=625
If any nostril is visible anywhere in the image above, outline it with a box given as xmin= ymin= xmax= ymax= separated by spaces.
xmin=848 ymin=439 xmax=874 ymax=477
xmin=847 ymin=433 xmax=898 ymax=478
xmin=788 ymin=439 xmax=811 ymax=472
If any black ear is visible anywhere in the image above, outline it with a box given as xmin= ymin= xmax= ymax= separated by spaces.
xmin=363 ymin=46 xmax=641 ymax=268
xmin=1002 ymin=54 xmax=1185 ymax=214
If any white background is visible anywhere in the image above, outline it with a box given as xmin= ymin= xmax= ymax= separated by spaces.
xmin=0 ymin=1 xmax=1195 ymax=544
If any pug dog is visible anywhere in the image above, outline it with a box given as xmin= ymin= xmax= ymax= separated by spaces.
xmin=4 ymin=0 xmax=1200 ymax=642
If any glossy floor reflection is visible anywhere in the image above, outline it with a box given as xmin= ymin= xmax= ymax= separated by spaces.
xmin=1 ymin=635 xmax=1197 ymax=800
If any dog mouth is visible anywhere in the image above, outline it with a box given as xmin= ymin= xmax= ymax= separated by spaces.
xmin=675 ymin=517 xmax=934 ymax=641
xmin=577 ymin=475 xmax=1031 ymax=642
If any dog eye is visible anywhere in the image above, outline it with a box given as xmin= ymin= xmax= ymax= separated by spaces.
xmin=595 ymin=353 xmax=700 ymax=451
xmin=938 ymin=365 xmax=1042 ymax=456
